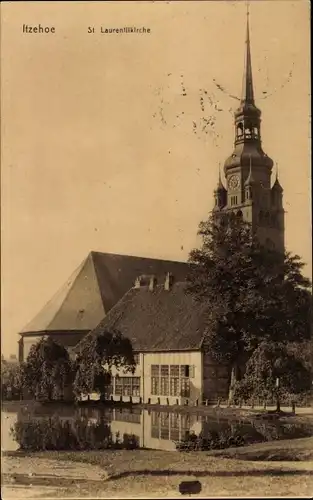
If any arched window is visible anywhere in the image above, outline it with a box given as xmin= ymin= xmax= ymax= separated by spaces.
xmin=236 ymin=210 xmax=243 ymax=218
xmin=244 ymin=123 xmax=252 ymax=138
xmin=237 ymin=123 xmax=243 ymax=138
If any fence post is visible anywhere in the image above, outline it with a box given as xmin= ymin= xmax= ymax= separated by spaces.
xmin=157 ymin=397 xmax=160 ymax=405
xmin=292 ymin=401 xmax=296 ymax=414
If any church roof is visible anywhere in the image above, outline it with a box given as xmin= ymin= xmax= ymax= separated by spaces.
xmin=20 ymin=252 xmax=189 ymax=336
xmin=75 ymin=282 xmax=208 ymax=353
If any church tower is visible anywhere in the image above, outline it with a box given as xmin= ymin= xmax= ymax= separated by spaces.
xmin=213 ymin=8 xmax=285 ymax=253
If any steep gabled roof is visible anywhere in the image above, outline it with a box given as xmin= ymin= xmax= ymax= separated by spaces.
xmin=20 ymin=252 xmax=189 ymax=335
xmin=20 ymin=254 xmax=105 ymax=333
xmin=77 ymin=282 xmax=208 ymax=353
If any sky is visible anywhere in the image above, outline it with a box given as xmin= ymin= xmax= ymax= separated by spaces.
xmin=1 ymin=0 xmax=311 ymax=357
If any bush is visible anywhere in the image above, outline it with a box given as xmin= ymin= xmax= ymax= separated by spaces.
xmin=176 ymin=425 xmax=247 ymax=451
xmin=10 ymin=416 xmax=139 ymax=451
xmin=175 ymin=419 xmax=313 ymax=452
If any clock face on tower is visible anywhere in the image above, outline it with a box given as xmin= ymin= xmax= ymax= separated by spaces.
xmin=228 ymin=174 xmax=240 ymax=191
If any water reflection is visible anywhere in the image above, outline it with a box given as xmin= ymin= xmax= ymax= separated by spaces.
xmin=2 ymin=405 xmax=313 ymax=452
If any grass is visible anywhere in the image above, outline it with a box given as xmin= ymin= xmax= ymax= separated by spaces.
xmin=3 ymin=441 xmax=313 ymax=498
xmin=208 ymin=436 xmax=313 ymax=461
xmin=3 ymin=438 xmax=313 ymax=497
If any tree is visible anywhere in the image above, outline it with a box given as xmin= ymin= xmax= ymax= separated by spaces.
xmin=73 ymin=329 xmax=135 ymax=400
xmin=233 ymin=341 xmax=312 ymax=410
xmin=187 ymin=213 xmax=312 ymax=374
xmin=22 ymin=337 xmax=73 ymax=401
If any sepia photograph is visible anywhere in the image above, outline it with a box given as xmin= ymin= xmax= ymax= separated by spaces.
xmin=1 ymin=0 xmax=312 ymax=497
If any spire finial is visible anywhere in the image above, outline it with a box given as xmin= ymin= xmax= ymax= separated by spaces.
xmin=218 ymin=162 xmax=224 ymax=188
xmin=241 ymin=1 xmax=254 ymax=105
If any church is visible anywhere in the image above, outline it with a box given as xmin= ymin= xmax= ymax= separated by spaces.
xmin=18 ymin=12 xmax=284 ymax=403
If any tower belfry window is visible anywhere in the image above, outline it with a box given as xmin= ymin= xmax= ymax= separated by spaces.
xmin=230 ymin=195 xmax=238 ymax=206
xmin=237 ymin=123 xmax=243 ymax=138
xmin=245 ymin=126 xmax=252 ymax=139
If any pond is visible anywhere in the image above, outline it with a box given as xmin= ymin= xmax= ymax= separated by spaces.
xmin=2 ymin=404 xmax=313 ymax=453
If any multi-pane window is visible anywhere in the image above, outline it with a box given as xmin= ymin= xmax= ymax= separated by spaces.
xmin=170 ymin=365 xmax=180 ymax=396
xmin=114 ymin=377 xmax=140 ymax=396
xmin=181 ymin=378 xmax=190 ymax=398
xmin=151 ymin=365 xmax=160 ymax=395
xmin=160 ymin=365 xmax=169 ymax=396
xmin=123 ymin=377 xmax=132 ymax=396
xmin=132 ymin=377 xmax=140 ymax=396
xmin=151 ymin=364 xmax=192 ymax=397
xmin=115 ymin=376 xmax=123 ymax=395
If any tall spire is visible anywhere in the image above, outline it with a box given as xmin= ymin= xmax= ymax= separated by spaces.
xmin=217 ymin=163 xmax=224 ymax=189
xmin=241 ymin=2 xmax=255 ymax=105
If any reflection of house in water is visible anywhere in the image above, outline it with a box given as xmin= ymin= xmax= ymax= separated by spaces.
xmin=103 ymin=408 xmax=202 ymax=451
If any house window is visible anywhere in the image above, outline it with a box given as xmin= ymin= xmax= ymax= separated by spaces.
xmin=151 ymin=365 xmax=159 ymax=395
xmin=181 ymin=378 xmax=190 ymax=398
xmin=181 ymin=365 xmax=189 ymax=377
xmin=151 ymin=377 xmax=159 ymax=395
xmin=151 ymin=364 xmax=193 ymax=397
xmin=134 ymin=353 xmax=140 ymax=365
xmin=132 ymin=377 xmax=140 ymax=396
xmin=161 ymin=365 xmax=169 ymax=395
xmin=151 ymin=365 xmax=159 ymax=376
xmin=114 ymin=377 xmax=140 ymax=396
xmin=123 ymin=377 xmax=132 ymax=396
xmin=170 ymin=365 xmax=180 ymax=396
xmin=115 ymin=377 xmax=123 ymax=395
xmin=170 ymin=376 xmax=180 ymax=397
